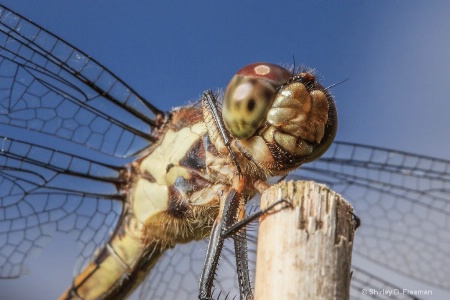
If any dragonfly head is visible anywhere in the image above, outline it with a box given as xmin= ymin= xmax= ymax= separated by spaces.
xmin=222 ymin=63 xmax=292 ymax=139
xmin=223 ymin=63 xmax=337 ymax=173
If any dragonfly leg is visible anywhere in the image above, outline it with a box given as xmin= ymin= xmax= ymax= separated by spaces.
xmin=202 ymin=90 xmax=242 ymax=175
xmin=199 ymin=189 xmax=241 ymax=300
xmin=218 ymin=197 xmax=291 ymax=300
xmin=221 ymin=199 xmax=292 ymax=238
xmin=234 ymin=228 xmax=254 ymax=300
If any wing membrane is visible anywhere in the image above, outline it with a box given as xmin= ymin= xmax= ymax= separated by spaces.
xmin=297 ymin=141 xmax=450 ymax=292
xmin=0 ymin=137 xmax=124 ymax=278
xmin=0 ymin=4 xmax=164 ymax=281
xmin=0 ymin=5 xmax=163 ymax=158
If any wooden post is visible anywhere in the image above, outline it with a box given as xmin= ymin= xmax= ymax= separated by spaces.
xmin=254 ymin=181 xmax=356 ymax=300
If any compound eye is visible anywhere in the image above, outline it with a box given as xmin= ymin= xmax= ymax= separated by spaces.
xmin=222 ymin=63 xmax=291 ymax=139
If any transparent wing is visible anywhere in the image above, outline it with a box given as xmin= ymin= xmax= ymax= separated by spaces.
xmin=0 ymin=5 xmax=162 ymax=159
xmin=139 ymin=141 xmax=449 ymax=300
xmin=298 ymin=141 xmax=450 ymax=293
xmin=0 ymin=4 xmax=164 ymax=280
xmin=0 ymin=137 xmax=125 ymax=278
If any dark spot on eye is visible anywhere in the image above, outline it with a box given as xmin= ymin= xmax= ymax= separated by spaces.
xmin=249 ymin=78 xmax=258 ymax=85
xmin=240 ymin=118 xmax=247 ymax=126
xmin=264 ymin=89 xmax=273 ymax=102
xmin=247 ymin=99 xmax=255 ymax=111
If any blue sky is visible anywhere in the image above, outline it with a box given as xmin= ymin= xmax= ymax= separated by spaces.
xmin=1 ymin=1 xmax=450 ymax=299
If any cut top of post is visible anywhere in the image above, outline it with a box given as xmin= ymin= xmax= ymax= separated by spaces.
xmin=255 ymin=180 xmax=357 ymax=300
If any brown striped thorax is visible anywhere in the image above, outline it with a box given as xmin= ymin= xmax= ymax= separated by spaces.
xmin=218 ymin=62 xmax=337 ymax=176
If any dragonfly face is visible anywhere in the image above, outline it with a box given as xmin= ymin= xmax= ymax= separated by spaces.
xmin=221 ymin=63 xmax=337 ymax=173
xmin=1 ymin=4 xmax=450 ymax=300
xmin=222 ymin=63 xmax=293 ymax=139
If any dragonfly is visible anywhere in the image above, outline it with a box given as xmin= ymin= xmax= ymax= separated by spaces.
xmin=0 ymin=4 xmax=449 ymax=300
